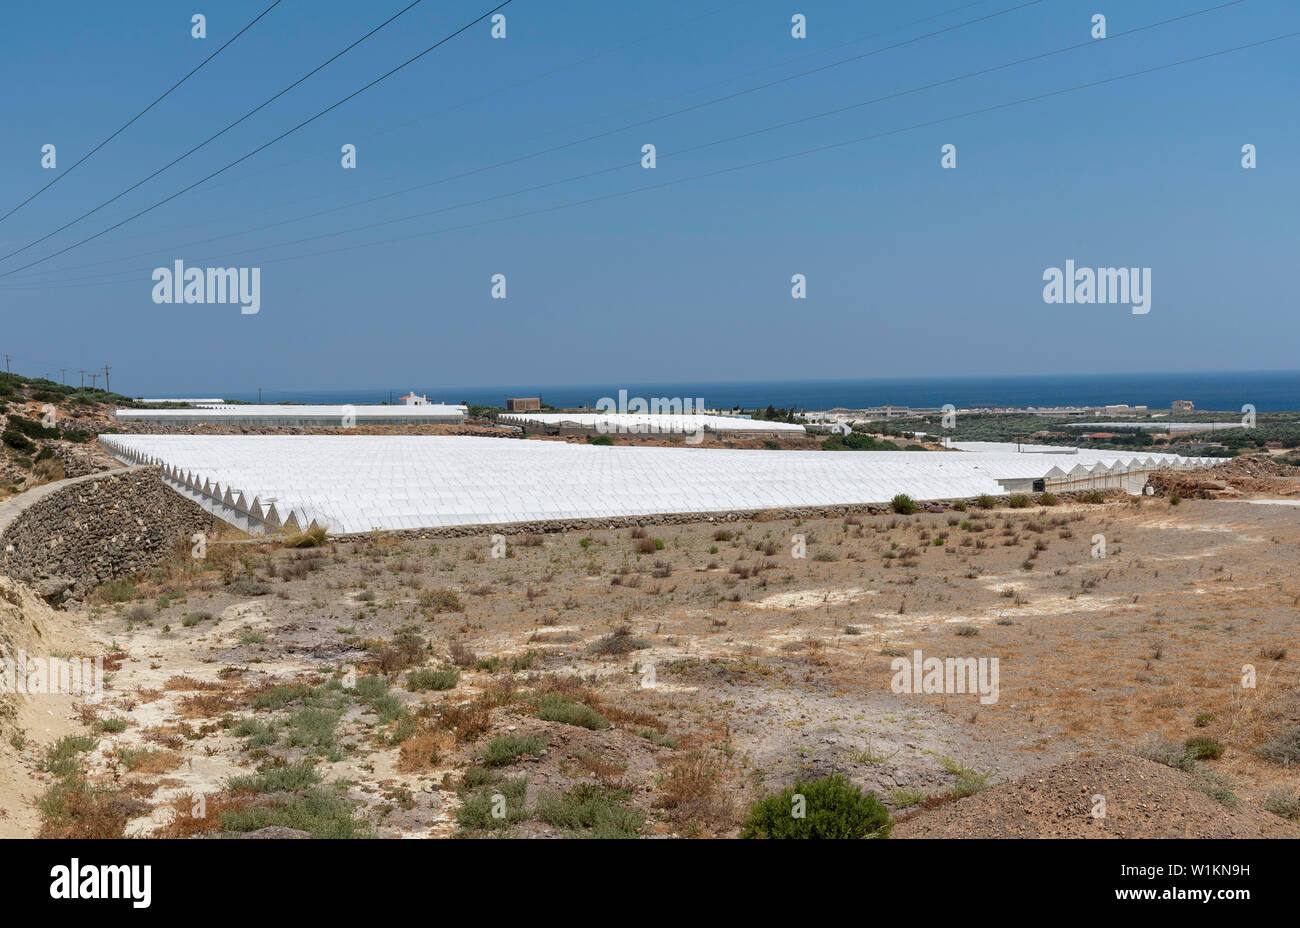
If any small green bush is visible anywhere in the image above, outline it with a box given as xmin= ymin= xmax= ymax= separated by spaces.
xmin=482 ymin=734 xmax=545 ymax=767
xmin=1255 ymin=726 xmax=1300 ymax=767
xmin=890 ymin=494 xmax=916 ymax=515
xmin=535 ymin=784 xmax=643 ymax=837
xmin=537 ymin=695 xmax=609 ymax=730
xmin=407 ymin=667 xmax=459 ymax=692
xmin=227 ymin=578 xmax=272 ymax=596
xmin=420 ymin=588 xmax=464 ymax=614
xmin=1185 ymin=736 xmax=1224 ymax=760
xmin=1263 ymin=791 xmax=1300 ymax=821
xmin=740 ymin=774 xmax=892 ymax=839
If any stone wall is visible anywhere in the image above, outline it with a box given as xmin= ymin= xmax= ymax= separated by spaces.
xmin=0 ymin=467 xmax=217 ymax=604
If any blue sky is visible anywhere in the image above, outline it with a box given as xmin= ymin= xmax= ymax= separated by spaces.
xmin=0 ymin=0 xmax=1296 ymax=395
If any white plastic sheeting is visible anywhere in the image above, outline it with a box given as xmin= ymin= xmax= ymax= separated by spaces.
xmin=116 ymin=404 xmax=467 ymax=424
xmin=98 ymin=434 xmax=1221 ymax=535
xmin=498 ymin=413 xmax=806 ymax=434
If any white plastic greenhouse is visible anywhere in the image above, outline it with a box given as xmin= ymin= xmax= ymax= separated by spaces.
xmin=97 ymin=434 xmax=1223 ymax=536
xmin=497 ymin=413 xmax=806 ymax=434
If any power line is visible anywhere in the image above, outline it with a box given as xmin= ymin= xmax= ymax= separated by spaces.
xmin=0 ymin=0 xmax=517 ymax=280
xmin=0 ymin=0 xmax=1044 ymax=283
xmin=7 ymin=28 xmax=1291 ymax=298
xmin=0 ymin=0 xmax=431 ymax=264
xmin=0 ymin=0 xmax=1253 ymax=288
xmin=0 ymin=0 xmax=1006 ymax=278
xmin=0 ymin=0 xmax=284 ymax=225
xmin=186 ymin=0 xmax=995 ymax=201
xmin=136 ymin=29 xmax=1300 ymax=276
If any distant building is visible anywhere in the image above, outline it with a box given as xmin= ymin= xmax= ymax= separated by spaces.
xmin=1100 ymin=404 xmax=1149 ymax=416
xmin=401 ymin=392 xmax=430 ymax=406
xmin=1171 ymin=400 xmax=1195 ymax=414
xmin=506 ymin=397 xmax=541 ymax=411
xmin=862 ymin=405 xmax=935 ymax=419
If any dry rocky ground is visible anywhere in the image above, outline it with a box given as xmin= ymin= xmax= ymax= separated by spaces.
xmin=4 ymin=485 xmax=1298 ymax=838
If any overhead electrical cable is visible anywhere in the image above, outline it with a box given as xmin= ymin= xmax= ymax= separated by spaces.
xmin=0 ymin=0 xmax=1030 ymax=278
xmin=0 ymin=0 xmax=1250 ymax=286
xmin=0 ymin=0 xmax=436 ymax=263
xmin=0 ymin=0 xmax=516 ymax=280
xmin=0 ymin=0 xmax=284 ymax=225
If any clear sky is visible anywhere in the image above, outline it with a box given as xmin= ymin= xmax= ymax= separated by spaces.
xmin=0 ymin=0 xmax=1296 ymax=395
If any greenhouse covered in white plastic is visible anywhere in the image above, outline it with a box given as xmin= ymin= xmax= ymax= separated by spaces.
xmin=98 ymin=434 xmax=1223 ymax=536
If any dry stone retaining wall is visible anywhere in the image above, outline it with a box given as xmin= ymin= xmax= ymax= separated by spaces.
xmin=0 ymin=466 xmax=217 ymax=604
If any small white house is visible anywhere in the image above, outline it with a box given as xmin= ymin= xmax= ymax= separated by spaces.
xmin=401 ymin=392 xmax=430 ymax=406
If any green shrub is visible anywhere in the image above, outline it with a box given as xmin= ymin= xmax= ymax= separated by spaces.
xmin=281 ymin=525 xmax=327 ymax=547
xmin=456 ymin=776 xmax=529 ymax=831
xmin=1185 ymin=736 xmax=1224 ymax=760
xmin=890 ymin=494 xmax=916 ymax=515
xmin=227 ymin=578 xmax=271 ymax=596
xmin=228 ymin=761 xmax=321 ymax=792
xmin=1263 ymin=791 xmax=1300 ymax=821
xmin=740 ymin=774 xmax=892 ymax=839
xmin=888 ymin=787 xmax=926 ymax=808
xmin=285 ymin=708 xmax=342 ymax=751
xmin=537 ymin=695 xmax=609 ymax=730
xmin=1007 ymin=494 xmax=1032 ymax=509
xmin=420 ymin=588 xmax=464 ymax=614
xmin=482 ymin=734 xmax=545 ymax=766
xmin=534 ymin=784 xmax=643 ymax=837
xmin=590 ymin=626 xmax=649 ymax=655
xmin=1255 ymin=726 xmax=1300 ymax=767
xmin=41 ymin=735 xmax=97 ymax=778
xmin=219 ymin=790 xmax=368 ymax=838
xmin=407 ymin=667 xmax=459 ymax=692
xmin=2 ymin=430 xmax=36 ymax=453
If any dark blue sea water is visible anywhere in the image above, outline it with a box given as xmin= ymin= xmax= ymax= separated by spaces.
xmin=209 ymin=371 xmax=1298 ymax=413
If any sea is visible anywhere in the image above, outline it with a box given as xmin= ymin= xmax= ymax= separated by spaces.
xmin=209 ymin=370 xmax=1298 ymax=413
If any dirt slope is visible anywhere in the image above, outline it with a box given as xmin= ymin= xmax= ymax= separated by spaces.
xmin=893 ymin=753 xmax=1300 ymax=839
xmin=0 ymin=576 xmax=92 ymax=837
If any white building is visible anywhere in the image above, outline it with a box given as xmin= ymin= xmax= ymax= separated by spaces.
xmin=401 ymin=392 xmax=430 ymax=406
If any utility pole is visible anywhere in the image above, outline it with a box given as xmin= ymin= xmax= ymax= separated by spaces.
xmin=103 ymin=364 xmax=111 ymax=395
xmin=258 ymin=387 xmax=262 ymax=403
xmin=90 ymin=374 xmax=99 ymax=391
xmin=60 ymin=368 xmax=67 ymax=385
xmin=3 ymin=355 xmax=10 ymax=374
xmin=78 ymin=370 xmax=86 ymax=389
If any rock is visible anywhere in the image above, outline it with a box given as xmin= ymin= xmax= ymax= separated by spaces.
xmin=33 ymin=576 xmax=73 ymax=603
